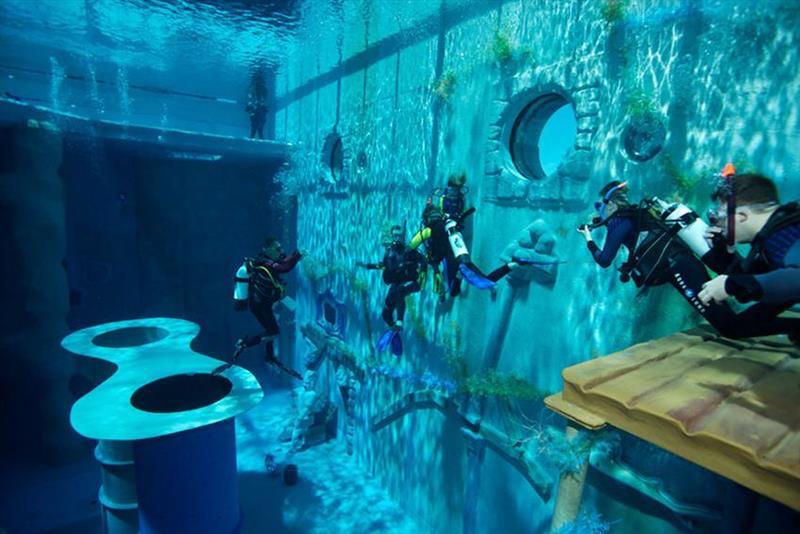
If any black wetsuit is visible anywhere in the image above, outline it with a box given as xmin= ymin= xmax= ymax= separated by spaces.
xmin=243 ymin=251 xmax=302 ymax=356
xmin=703 ymin=202 xmax=800 ymax=338
xmin=364 ymin=244 xmax=426 ymax=327
xmin=412 ymin=210 xmax=514 ymax=298
xmin=588 ymin=208 xmax=800 ymax=339
xmin=247 ymin=102 xmax=268 ymax=139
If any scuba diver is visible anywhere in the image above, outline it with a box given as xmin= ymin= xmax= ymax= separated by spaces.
xmin=578 ymin=178 xmax=800 ymax=341
xmin=436 ymin=171 xmax=468 ymax=220
xmin=697 ymin=168 xmax=800 ymax=344
xmin=411 ymin=201 xmax=536 ymax=300
xmin=246 ymin=63 xmax=269 ymax=139
xmin=357 ymin=224 xmax=426 ymax=356
xmin=215 ymin=237 xmax=303 ymax=378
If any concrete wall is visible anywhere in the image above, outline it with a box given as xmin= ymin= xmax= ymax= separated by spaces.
xmin=277 ymin=0 xmax=800 ymax=531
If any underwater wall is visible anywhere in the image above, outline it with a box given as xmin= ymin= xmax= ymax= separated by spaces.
xmin=272 ymin=0 xmax=800 ymax=532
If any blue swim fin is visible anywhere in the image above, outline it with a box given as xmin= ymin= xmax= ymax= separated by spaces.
xmin=377 ymin=330 xmax=394 ymax=352
xmin=390 ymin=332 xmax=403 ymax=356
xmin=459 ymin=263 xmax=496 ymax=290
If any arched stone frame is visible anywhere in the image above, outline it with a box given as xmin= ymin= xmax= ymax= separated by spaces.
xmin=483 ymin=68 xmax=602 ymax=209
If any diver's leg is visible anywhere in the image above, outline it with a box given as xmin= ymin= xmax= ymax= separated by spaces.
xmin=667 ymin=255 xmax=743 ymax=337
xmin=446 ymin=258 xmax=461 ymax=297
xmin=668 ymin=255 xmax=800 ymax=339
xmin=486 ymin=263 xmax=513 ymax=282
xmin=383 ymin=284 xmax=403 ymax=327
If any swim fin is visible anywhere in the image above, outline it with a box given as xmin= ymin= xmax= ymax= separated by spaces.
xmin=377 ymin=330 xmax=394 ymax=352
xmin=459 ymin=263 xmax=496 ymax=290
xmin=390 ymin=331 xmax=403 ymax=356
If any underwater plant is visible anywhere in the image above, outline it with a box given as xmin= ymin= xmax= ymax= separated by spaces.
xmin=554 ymin=511 xmax=616 ymax=534
xmin=625 ymin=89 xmax=658 ymax=118
xmin=490 ymin=31 xmax=513 ymax=64
xmin=600 ymin=0 xmax=627 ymax=24
xmin=433 ymin=71 xmax=457 ymax=101
xmin=464 ymin=370 xmax=545 ymax=401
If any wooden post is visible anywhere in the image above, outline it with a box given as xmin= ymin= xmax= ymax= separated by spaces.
xmin=549 ymin=422 xmax=590 ymax=533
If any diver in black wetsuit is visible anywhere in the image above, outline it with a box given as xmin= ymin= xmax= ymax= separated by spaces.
xmin=357 ymin=225 xmax=426 ymax=330
xmin=246 ymin=64 xmax=269 ymax=139
xmin=411 ymin=202 xmax=535 ymax=300
xmin=578 ymin=179 xmax=800 ymax=341
xmin=228 ymin=237 xmax=304 ymax=377
xmin=697 ymin=171 xmax=800 ymax=344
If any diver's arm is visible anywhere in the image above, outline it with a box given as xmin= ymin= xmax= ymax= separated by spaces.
xmin=409 ymin=227 xmax=432 ymax=250
xmin=268 ymin=251 xmax=302 ymax=273
xmin=726 ymin=242 xmax=800 ymax=304
xmin=701 ymin=235 xmax=743 ymax=274
xmin=587 ymin=218 xmax=633 ymax=268
xmin=356 ymin=261 xmax=383 ymax=270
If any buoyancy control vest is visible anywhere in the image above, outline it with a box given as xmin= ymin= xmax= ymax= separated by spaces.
xmin=614 ymin=198 xmax=706 ymax=287
xmin=740 ymin=201 xmax=800 ymax=272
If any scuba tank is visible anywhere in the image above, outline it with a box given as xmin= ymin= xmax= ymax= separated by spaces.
xmin=660 ymin=201 xmax=711 ymax=258
xmin=233 ymin=262 xmax=249 ymax=311
xmin=620 ymin=198 xmax=708 ymax=288
xmin=445 ymin=218 xmax=470 ymax=261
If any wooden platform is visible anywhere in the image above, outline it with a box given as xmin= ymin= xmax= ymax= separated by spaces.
xmin=545 ymin=326 xmax=800 ymax=511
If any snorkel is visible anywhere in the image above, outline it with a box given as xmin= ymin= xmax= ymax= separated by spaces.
xmin=719 ymin=163 xmax=737 ymax=253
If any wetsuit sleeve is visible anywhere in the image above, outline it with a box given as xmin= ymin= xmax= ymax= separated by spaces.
xmin=267 ymin=251 xmax=302 ymax=273
xmin=410 ymin=228 xmax=432 ymax=250
xmin=588 ymin=218 xmax=634 ymax=268
xmin=701 ymin=241 xmax=742 ymax=274
xmin=726 ymin=241 xmax=800 ymax=304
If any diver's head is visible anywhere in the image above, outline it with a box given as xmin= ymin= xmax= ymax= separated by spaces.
xmin=447 ymin=171 xmax=467 ymax=188
xmin=595 ymin=180 xmax=629 ymax=219
xmin=382 ymin=225 xmax=404 ymax=248
xmin=261 ymin=237 xmax=284 ymax=260
xmin=711 ymin=172 xmax=779 ymax=243
xmin=422 ymin=203 xmax=444 ymax=226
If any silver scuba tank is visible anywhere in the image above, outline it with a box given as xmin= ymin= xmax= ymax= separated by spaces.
xmin=445 ymin=218 xmax=470 ymax=260
xmin=653 ymin=198 xmax=711 ymax=257
xmin=233 ymin=263 xmax=249 ymax=310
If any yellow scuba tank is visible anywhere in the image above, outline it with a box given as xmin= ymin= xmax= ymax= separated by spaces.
xmin=233 ymin=262 xmax=249 ymax=311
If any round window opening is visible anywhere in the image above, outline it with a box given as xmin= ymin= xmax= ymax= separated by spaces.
xmin=509 ymin=93 xmax=576 ymax=180
xmin=322 ymin=132 xmax=344 ymax=183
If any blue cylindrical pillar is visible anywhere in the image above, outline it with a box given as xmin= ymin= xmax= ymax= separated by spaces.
xmin=133 ymin=418 xmax=241 ymax=534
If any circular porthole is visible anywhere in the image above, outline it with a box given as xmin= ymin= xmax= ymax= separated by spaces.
xmin=507 ymin=93 xmax=576 ymax=180
xmin=321 ymin=131 xmax=344 ymax=183
xmin=622 ymin=113 xmax=666 ymax=162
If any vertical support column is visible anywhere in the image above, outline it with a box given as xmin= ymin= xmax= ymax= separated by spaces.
xmin=133 ymin=418 xmax=241 ymax=534
xmin=95 ymin=440 xmax=138 ymax=534
xmin=549 ymin=422 xmax=590 ymax=533
xmin=462 ymin=430 xmax=486 ymax=534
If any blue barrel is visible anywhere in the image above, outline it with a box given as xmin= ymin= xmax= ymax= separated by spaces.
xmin=132 ymin=418 xmax=242 ymax=534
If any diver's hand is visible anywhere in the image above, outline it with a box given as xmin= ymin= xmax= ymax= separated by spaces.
xmin=704 ymin=226 xmax=725 ymax=248
xmin=699 ymin=275 xmax=730 ymax=305
xmin=577 ymin=226 xmax=592 ymax=242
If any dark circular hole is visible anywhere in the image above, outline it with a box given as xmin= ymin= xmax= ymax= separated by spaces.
xmin=92 ymin=326 xmax=169 ymax=348
xmin=131 ymin=373 xmax=233 ymax=413
xmin=622 ymin=113 xmax=666 ymax=162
